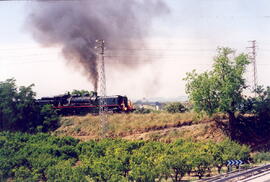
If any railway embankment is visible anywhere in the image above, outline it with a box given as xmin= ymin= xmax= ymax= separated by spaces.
xmin=54 ymin=112 xmax=227 ymax=142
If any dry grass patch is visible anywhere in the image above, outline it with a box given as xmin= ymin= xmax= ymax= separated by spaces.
xmin=123 ymin=121 xmax=226 ymax=143
xmin=54 ymin=112 xmax=213 ymax=140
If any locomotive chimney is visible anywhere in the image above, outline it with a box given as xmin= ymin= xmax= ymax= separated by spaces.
xmin=92 ymin=91 xmax=98 ymax=97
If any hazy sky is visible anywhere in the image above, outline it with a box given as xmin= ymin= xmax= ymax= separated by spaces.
xmin=1 ymin=0 xmax=270 ymax=100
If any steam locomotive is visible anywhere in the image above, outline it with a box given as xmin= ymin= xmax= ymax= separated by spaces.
xmin=36 ymin=92 xmax=134 ymax=115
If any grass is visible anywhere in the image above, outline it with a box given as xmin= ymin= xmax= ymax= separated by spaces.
xmin=107 ymin=112 xmax=202 ymax=134
xmin=123 ymin=122 xmax=226 ymax=143
xmin=54 ymin=112 xmax=227 ymax=142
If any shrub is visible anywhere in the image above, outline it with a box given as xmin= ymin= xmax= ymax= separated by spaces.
xmin=164 ymin=102 xmax=187 ymax=113
xmin=133 ymin=107 xmax=152 ymax=114
xmin=253 ymin=152 xmax=270 ymax=163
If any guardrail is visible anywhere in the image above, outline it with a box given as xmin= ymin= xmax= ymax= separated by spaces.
xmin=199 ymin=163 xmax=270 ymax=182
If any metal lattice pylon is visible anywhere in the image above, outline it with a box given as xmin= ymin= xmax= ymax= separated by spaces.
xmin=247 ymin=40 xmax=258 ymax=96
xmin=95 ymin=40 xmax=108 ymax=137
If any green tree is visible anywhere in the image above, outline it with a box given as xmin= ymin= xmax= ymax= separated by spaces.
xmin=187 ymin=141 xmax=213 ymax=179
xmin=242 ymin=86 xmax=270 ymax=119
xmin=208 ymin=139 xmax=250 ymax=173
xmin=184 ymin=47 xmax=250 ymax=138
xmin=38 ymin=105 xmax=60 ymax=132
xmin=0 ymin=78 xmax=37 ymax=131
xmin=207 ymin=142 xmax=224 ymax=174
xmin=46 ymin=160 xmax=87 ymax=182
xmin=129 ymin=142 xmax=166 ymax=182
xmin=164 ymin=140 xmax=193 ymax=182
xmin=13 ymin=166 xmax=41 ymax=182
xmin=71 ymin=89 xmax=95 ymax=96
xmin=0 ymin=78 xmax=59 ymax=132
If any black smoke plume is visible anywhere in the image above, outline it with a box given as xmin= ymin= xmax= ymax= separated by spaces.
xmin=26 ymin=0 xmax=169 ymax=91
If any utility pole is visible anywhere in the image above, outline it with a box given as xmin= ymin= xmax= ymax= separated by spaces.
xmin=95 ymin=39 xmax=108 ymax=137
xmin=247 ymin=40 xmax=257 ymax=94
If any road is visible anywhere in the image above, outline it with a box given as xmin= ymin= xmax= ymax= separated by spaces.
xmin=200 ymin=164 xmax=270 ymax=182
xmin=239 ymin=171 xmax=270 ymax=182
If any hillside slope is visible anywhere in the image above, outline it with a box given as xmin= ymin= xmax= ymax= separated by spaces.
xmin=54 ymin=113 xmax=227 ymax=142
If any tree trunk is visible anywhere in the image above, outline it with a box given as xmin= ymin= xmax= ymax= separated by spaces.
xmin=228 ymin=111 xmax=237 ymax=140
xmin=217 ymin=165 xmax=222 ymax=174
xmin=0 ymin=112 xmax=2 ymax=130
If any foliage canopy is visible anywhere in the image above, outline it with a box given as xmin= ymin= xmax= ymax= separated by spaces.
xmin=71 ymin=89 xmax=96 ymax=96
xmin=0 ymin=132 xmax=250 ymax=182
xmin=184 ymin=47 xmax=250 ymax=117
xmin=0 ymin=78 xmax=59 ymax=132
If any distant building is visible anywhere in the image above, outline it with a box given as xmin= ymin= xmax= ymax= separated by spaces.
xmin=135 ymin=101 xmax=164 ymax=111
